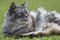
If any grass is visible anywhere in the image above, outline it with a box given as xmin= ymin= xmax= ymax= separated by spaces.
xmin=0 ymin=0 xmax=60 ymax=40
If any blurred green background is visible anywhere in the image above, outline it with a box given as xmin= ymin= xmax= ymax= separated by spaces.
xmin=0 ymin=0 xmax=60 ymax=40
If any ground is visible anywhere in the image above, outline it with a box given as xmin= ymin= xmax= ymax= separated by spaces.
xmin=0 ymin=0 xmax=60 ymax=40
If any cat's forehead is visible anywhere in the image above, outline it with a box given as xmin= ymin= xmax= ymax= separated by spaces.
xmin=15 ymin=6 xmax=26 ymax=12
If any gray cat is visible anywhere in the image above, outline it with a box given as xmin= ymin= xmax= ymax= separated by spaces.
xmin=3 ymin=2 xmax=60 ymax=37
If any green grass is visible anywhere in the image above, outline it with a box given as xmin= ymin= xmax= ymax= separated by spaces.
xmin=0 ymin=0 xmax=60 ymax=40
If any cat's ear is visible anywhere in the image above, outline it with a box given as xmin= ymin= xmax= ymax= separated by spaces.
xmin=9 ymin=2 xmax=17 ymax=13
xmin=21 ymin=2 xmax=27 ymax=8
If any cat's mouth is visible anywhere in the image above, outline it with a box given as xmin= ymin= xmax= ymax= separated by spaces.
xmin=16 ymin=18 xmax=28 ymax=22
xmin=12 ymin=16 xmax=28 ymax=22
xmin=16 ymin=18 xmax=27 ymax=23
xmin=15 ymin=16 xmax=28 ymax=24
